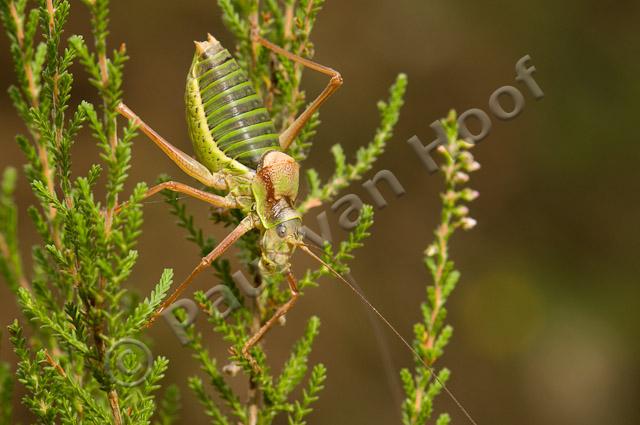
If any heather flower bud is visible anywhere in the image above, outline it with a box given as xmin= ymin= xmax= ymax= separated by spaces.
xmin=459 ymin=217 xmax=477 ymax=230
xmin=457 ymin=140 xmax=475 ymax=150
xmin=454 ymin=205 xmax=469 ymax=216
xmin=441 ymin=164 xmax=454 ymax=176
xmin=464 ymin=161 xmax=481 ymax=172
xmin=460 ymin=188 xmax=479 ymax=201
xmin=459 ymin=151 xmax=474 ymax=164
xmin=454 ymin=172 xmax=469 ymax=184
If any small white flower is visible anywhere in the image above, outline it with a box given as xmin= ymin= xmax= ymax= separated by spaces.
xmin=460 ymin=217 xmax=477 ymax=230
xmin=426 ymin=244 xmax=438 ymax=257
xmin=222 ymin=363 xmax=241 ymax=376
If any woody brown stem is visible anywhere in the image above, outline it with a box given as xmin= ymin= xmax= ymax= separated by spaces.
xmin=84 ymin=4 xmax=122 ymax=423
xmin=246 ymin=273 xmax=263 ymax=425
xmin=9 ymin=1 xmax=61 ymax=249
xmin=108 ymin=390 xmax=123 ymax=425
xmin=409 ymin=166 xmax=455 ymax=425
xmin=9 ymin=1 xmax=38 ymax=107
xmin=283 ymin=3 xmax=294 ymax=40
xmin=44 ymin=349 xmax=67 ymax=377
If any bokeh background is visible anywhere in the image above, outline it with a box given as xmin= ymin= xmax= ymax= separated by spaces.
xmin=1 ymin=0 xmax=638 ymax=423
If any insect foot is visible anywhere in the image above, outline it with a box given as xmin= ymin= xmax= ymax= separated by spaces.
xmin=228 ymin=346 xmax=263 ymax=375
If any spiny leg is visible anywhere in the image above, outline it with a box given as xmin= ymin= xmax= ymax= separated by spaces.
xmin=144 ymin=181 xmax=236 ymax=209
xmin=117 ymin=103 xmax=229 ymax=190
xmin=237 ymin=272 xmax=300 ymax=372
xmin=251 ymin=31 xmax=343 ymax=150
xmin=116 ymin=180 xmax=237 ymax=213
xmin=146 ymin=215 xmax=256 ymax=327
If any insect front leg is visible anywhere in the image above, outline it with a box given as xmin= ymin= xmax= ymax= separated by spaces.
xmin=235 ymin=272 xmax=300 ymax=373
xmin=251 ymin=31 xmax=343 ymax=150
xmin=145 ymin=214 xmax=257 ymax=327
xmin=117 ymin=103 xmax=230 ymax=191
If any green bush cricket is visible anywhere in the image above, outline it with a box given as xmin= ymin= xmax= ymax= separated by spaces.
xmin=117 ymin=31 xmax=478 ymax=425
xmin=117 ymin=30 xmax=341 ymax=364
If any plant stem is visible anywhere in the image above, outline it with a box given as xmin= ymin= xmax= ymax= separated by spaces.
xmin=248 ymin=283 xmax=261 ymax=424
xmin=8 ymin=1 xmax=38 ymax=106
xmin=401 ymin=113 xmax=480 ymax=425
xmin=85 ymin=2 xmax=122 ymax=421
xmin=9 ymin=0 xmax=61 ymax=248
xmin=108 ymin=390 xmax=123 ymax=425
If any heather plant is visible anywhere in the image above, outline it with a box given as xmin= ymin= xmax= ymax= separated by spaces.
xmin=0 ymin=1 xmax=482 ymax=424
xmin=400 ymin=112 xmax=480 ymax=425
xmin=0 ymin=331 xmax=12 ymax=425
xmin=0 ymin=0 xmax=174 ymax=423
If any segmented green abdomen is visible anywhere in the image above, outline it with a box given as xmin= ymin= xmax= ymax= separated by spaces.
xmin=186 ymin=36 xmax=280 ymax=171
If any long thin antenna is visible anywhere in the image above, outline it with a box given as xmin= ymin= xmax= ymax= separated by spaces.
xmin=299 ymin=243 xmax=403 ymax=406
xmin=298 ymin=243 xmax=479 ymax=425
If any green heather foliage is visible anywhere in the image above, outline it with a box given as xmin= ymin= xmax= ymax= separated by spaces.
xmin=400 ymin=112 xmax=480 ymax=425
xmin=0 ymin=0 xmax=171 ymax=423
xmin=0 ymin=331 xmax=12 ymax=425
xmin=0 ymin=1 xmax=477 ymax=424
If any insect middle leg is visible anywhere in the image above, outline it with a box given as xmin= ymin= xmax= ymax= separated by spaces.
xmin=142 ymin=181 xmax=237 ymax=208
xmin=116 ymin=180 xmax=238 ymax=214
xmin=251 ymin=31 xmax=343 ymax=150
xmin=117 ymin=103 xmax=229 ymax=191
xmin=236 ymin=272 xmax=300 ymax=372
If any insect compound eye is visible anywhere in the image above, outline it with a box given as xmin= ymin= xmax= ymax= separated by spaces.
xmin=276 ymin=224 xmax=287 ymax=238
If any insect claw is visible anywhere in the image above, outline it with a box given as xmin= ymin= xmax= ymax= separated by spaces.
xmin=245 ymin=354 xmax=261 ymax=374
xmin=229 ymin=346 xmax=262 ymax=374
xmin=142 ymin=317 xmax=155 ymax=330
xmin=142 ymin=307 xmax=163 ymax=329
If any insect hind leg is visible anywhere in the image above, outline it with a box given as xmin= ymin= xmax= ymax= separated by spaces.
xmin=251 ymin=31 xmax=343 ymax=150
xmin=117 ymin=103 xmax=229 ymax=190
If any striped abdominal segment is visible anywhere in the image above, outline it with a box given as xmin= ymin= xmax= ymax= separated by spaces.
xmin=186 ymin=35 xmax=280 ymax=171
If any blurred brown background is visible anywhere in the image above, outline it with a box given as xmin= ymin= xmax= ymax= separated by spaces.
xmin=1 ymin=0 xmax=639 ymax=424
